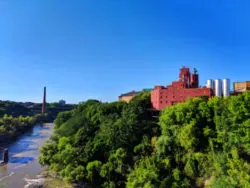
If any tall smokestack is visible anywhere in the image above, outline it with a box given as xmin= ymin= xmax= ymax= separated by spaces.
xmin=42 ymin=86 xmax=46 ymax=113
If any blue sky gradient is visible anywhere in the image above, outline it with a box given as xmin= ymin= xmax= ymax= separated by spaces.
xmin=0 ymin=0 xmax=250 ymax=103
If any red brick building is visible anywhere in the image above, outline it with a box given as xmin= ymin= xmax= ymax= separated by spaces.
xmin=151 ymin=67 xmax=213 ymax=110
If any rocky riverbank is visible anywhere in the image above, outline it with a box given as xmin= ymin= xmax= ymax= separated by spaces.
xmin=24 ymin=171 xmax=74 ymax=188
xmin=24 ymin=169 xmax=95 ymax=188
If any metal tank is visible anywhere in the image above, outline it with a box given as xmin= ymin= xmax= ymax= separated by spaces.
xmin=206 ymin=79 xmax=215 ymax=90
xmin=223 ymin=78 xmax=230 ymax=97
xmin=215 ymin=79 xmax=222 ymax=97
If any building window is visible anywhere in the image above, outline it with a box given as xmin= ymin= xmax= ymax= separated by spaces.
xmin=160 ymin=101 xmax=162 ymax=104
xmin=166 ymin=101 xmax=168 ymax=103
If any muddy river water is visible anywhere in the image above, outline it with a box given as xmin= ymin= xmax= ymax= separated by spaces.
xmin=0 ymin=123 xmax=53 ymax=188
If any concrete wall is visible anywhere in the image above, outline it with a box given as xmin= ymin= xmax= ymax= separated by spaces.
xmin=151 ymin=85 xmax=212 ymax=110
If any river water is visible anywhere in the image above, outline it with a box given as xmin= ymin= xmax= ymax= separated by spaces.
xmin=0 ymin=123 xmax=53 ymax=188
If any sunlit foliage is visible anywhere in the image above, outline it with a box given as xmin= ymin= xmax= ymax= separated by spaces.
xmin=39 ymin=91 xmax=250 ymax=187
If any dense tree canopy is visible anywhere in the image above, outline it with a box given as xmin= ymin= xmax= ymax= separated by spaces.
xmin=39 ymin=91 xmax=250 ymax=187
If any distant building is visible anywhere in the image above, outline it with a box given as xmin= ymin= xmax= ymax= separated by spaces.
xmin=59 ymin=100 xmax=66 ymax=105
xmin=118 ymin=88 xmax=152 ymax=103
xmin=118 ymin=90 xmax=141 ymax=103
xmin=151 ymin=67 xmax=213 ymax=110
xmin=234 ymin=81 xmax=250 ymax=92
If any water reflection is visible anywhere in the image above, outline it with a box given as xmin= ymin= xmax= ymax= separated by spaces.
xmin=0 ymin=124 xmax=53 ymax=188
xmin=9 ymin=157 xmax=34 ymax=164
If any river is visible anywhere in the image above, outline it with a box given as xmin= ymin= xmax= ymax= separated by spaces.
xmin=0 ymin=123 xmax=53 ymax=188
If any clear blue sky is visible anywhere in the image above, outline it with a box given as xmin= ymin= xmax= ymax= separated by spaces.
xmin=1 ymin=0 xmax=250 ymax=104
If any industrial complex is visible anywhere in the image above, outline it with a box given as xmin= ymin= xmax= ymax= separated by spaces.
xmin=118 ymin=66 xmax=249 ymax=110
xmin=151 ymin=67 xmax=213 ymax=110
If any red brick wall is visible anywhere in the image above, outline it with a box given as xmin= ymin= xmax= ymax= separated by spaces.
xmin=151 ymin=86 xmax=212 ymax=110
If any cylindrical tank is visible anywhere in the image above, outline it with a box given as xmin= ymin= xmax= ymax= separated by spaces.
xmin=223 ymin=78 xmax=230 ymax=97
xmin=206 ymin=79 xmax=215 ymax=90
xmin=215 ymin=79 xmax=222 ymax=97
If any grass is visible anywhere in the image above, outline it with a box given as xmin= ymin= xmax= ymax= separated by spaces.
xmin=40 ymin=169 xmax=74 ymax=188
xmin=43 ymin=178 xmax=74 ymax=188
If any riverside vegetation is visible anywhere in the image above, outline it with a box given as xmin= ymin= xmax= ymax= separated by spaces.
xmin=0 ymin=100 xmax=74 ymax=141
xmin=0 ymin=114 xmax=48 ymax=139
xmin=39 ymin=91 xmax=250 ymax=187
xmin=0 ymin=101 xmax=49 ymax=141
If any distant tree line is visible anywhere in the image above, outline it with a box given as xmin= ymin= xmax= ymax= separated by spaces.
xmin=39 ymin=92 xmax=250 ymax=187
xmin=0 ymin=100 xmax=76 ymax=121
xmin=0 ymin=101 xmax=32 ymax=117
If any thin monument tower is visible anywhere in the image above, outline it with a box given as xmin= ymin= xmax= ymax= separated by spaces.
xmin=42 ymin=86 xmax=46 ymax=113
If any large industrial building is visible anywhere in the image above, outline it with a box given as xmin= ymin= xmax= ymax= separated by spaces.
xmin=119 ymin=66 xmax=232 ymax=110
xmin=151 ymin=67 xmax=213 ymax=110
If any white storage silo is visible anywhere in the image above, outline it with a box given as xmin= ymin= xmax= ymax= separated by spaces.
xmin=223 ymin=78 xmax=230 ymax=97
xmin=207 ymin=79 xmax=215 ymax=90
xmin=215 ymin=79 xmax=222 ymax=97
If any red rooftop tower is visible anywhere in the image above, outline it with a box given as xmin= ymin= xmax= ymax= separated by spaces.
xmin=42 ymin=87 xmax=46 ymax=113
xmin=190 ymin=68 xmax=199 ymax=88
xmin=179 ymin=67 xmax=190 ymax=87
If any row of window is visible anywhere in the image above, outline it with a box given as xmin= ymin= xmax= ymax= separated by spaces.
xmin=160 ymin=101 xmax=168 ymax=104
xmin=160 ymin=95 xmax=189 ymax=99
xmin=159 ymin=91 xmax=208 ymax=98
xmin=157 ymin=95 xmax=206 ymax=104
xmin=160 ymin=91 xmax=204 ymax=95
xmin=159 ymin=101 xmax=179 ymax=105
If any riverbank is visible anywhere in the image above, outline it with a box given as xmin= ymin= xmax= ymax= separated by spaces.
xmin=25 ymin=169 xmax=95 ymax=188
xmin=24 ymin=173 xmax=74 ymax=188
xmin=28 ymin=170 xmax=74 ymax=188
